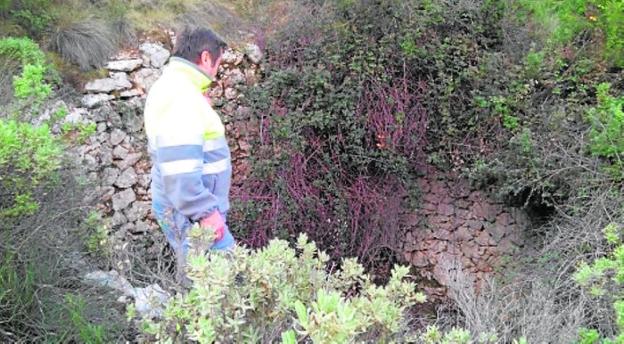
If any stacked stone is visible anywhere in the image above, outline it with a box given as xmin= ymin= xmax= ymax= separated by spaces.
xmin=401 ymin=168 xmax=529 ymax=298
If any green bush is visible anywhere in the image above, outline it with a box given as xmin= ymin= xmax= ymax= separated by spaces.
xmin=0 ymin=119 xmax=63 ymax=218
xmin=520 ymin=0 xmax=624 ymax=67
xmin=0 ymin=36 xmax=54 ymax=106
xmin=13 ymin=63 xmax=52 ymax=101
xmin=135 ymin=230 xmax=425 ymax=343
xmin=586 ymin=82 xmax=624 ymax=178
xmin=574 ymin=223 xmax=624 ymax=343
xmin=0 ymin=36 xmax=46 ymax=65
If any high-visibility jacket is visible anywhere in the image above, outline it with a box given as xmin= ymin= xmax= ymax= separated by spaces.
xmin=144 ymin=57 xmax=232 ymax=226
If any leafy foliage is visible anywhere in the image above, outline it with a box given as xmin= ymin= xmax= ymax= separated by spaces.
xmin=136 ymin=231 xmax=425 ymax=343
xmin=0 ymin=36 xmax=55 ymax=106
xmin=574 ymin=223 xmax=624 ymax=343
xmin=519 ymin=0 xmax=624 ymax=67
xmin=0 ymin=119 xmax=62 ymax=218
xmin=586 ymin=82 xmax=624 ymax=178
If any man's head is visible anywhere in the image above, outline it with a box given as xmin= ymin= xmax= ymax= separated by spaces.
xmin=173 ymin=27 xmax=227 ymax=78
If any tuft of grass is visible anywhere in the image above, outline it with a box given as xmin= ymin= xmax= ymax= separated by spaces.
xmin=48 ymin=18 xmax=117 ymax=71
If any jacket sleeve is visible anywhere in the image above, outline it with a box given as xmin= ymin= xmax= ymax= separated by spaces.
xmin=154 ymin=99 xmax=217 ymax=221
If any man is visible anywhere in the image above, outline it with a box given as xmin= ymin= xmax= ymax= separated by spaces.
xmin=144 ymin=27 xmax=234 ymax=284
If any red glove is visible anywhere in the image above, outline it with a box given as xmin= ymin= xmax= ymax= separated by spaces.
xmin=199 ymin=211 xmax=225 ymax=242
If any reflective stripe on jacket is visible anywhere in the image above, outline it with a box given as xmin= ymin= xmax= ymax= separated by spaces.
xmin=144 ymin=57 xmax=232 ymax=222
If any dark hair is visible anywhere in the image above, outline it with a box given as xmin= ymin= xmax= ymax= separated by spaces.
xmin=173 ymin=27 xmax=227 ymax=64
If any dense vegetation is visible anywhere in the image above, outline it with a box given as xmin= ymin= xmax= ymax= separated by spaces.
xmin=1 ymin=0 xmax=623 ymax=342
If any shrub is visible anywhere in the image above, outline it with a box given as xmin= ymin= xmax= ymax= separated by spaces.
xmin=0 ymin=36 xmax=46 ymax=65
xmin=231 ymin=0 xmax=440 ymax=273
xmin=48 ymin=18 xmax=117 ymax=70
xmin=13 ymin=63 xmax=52 ymax=101
xmin=0 ymin=36 xmax=55 ymax=107
xmin=574 ymin=223 xmax=624 ymax=342
xmin=0 ymin=119 xmax=63 ymax=218
xmin=586 ymin=82 xmax=624 ymax=178
xmin=135 ymin=231 xmax=425 ymax=343
xmin=519 ymin=0 xmax=624 ymax=68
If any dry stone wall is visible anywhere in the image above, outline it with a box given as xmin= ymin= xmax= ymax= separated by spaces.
xmin=66 ymin=36 xmax=528 ymax=296
xmin=402 ymin=166 xmax=529 ymax=298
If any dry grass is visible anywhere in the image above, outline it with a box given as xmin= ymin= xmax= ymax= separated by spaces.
xmin=0 ymin=167 xmax=130 ymax=342
xmin=437 ymin=179 xmax=623 ymax=342
xmin=48 ymin=18 xmax=117 ymax=71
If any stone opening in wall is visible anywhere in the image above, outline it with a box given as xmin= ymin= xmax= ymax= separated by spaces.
xmin=505 ymin=185 xmax=563 ymax=225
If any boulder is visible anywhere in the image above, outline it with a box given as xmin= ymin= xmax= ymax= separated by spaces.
xmin=113 ymin=145 xmax=129 ymax=160
xmin=132 ymin=68 xmax=161 ymax=92
xmin=125 ymin=201 xmax=151 ymax=222
xmin=110 ymin=129 xmax=128 ymax=146
xmin=221 ymin=49 xmax=243 ymax=65
xmin=103 ymin=167 xmax=121 ymax=186
xmin=114 ymin=167 xmax=137 ymax=189
xmin=82 ymin=94 xmax=114 ymax=109
xmin=245 ymin=43 xmax=263 ymax=64
xmin=139 ymin=43 xmax=170 ymax=68
xmin=85 ymin=77 xmax=132 ymax=93
xmin=106 ymin=59 xmax=143 ymax=72
xmin=112 ymin=188 xmax=136 ymax=211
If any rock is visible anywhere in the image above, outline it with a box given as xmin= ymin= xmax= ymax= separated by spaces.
xmin=114 ymin=167 xmax=137 ymax=188
xmin=112 ymin=188 xmax=136 ymax=211
xmin=83 ymin=154 xmax=98 ymax=172
xmin=496 ymin=212 xmax=513 ymax=226
xmin=113 ymin=145 xmax=129 ymax=160
xmin=123 ymin=111 xmax=143 ymax=133
xmin=111 ymin=211 xmax=128 ymax=227
xmin=244 ymin=68 xmax=258 ymax=85
xmin=103 ymin=167 xmax=121 ymax=185
xmin=208 ymin=83 xmax=223 ymax=99
xmin=108 ymin=111 xmax=123 ymax=128
xmin=115 ymin=153 xmax=142 ymax=170
xmin=110 ymin=129 xmax=127 ymax=146
xmin=84 ymin=270 xmax=134 ymax=295
xmin=422 ymin=193 xmax=441 ymax=204
xmin=437 ymin=203 xmax=454 ymax=216
xmin=410 ymin=251 xmax=429 ymax=267
xmin=132 ymin=68 xmax=161 ymax=92
xmin=64 ymin=107 xmax=89 ymax=125
xmin=139 ymin=43 xmax=170 ymax=68
xmin=125 ymin=201 xmax=150 ymax=222
xmin=460 ymin=241 xmax=480 ymax=259
xmin=119 ymin=89 xmax=142 ymax=98
xmin=101 ymin=149 xmax=114 ymax=165
xmin=106 ymin=59 xmax=143 ymax=72
xmin=83 ymin=270 xmax=170 ymax=319
xmin=96 ymin=122 xmax=107 ymax=133
xmin=85 ymin=77 xmax=132 ymax=93
xmin=130 ymin=221 xmax=150 ymax=234
xmin=133 ymin=284 xmax=170 ymax=319
xmin=433 ymin=228 xmax=452 ymax=241
xmin=82 ymin=94 xmax=114 ymax=109
xmin=221 ymin=49 xmax=243 ymax=65
xmin=475 ymin=231 xmax=492 ymax=246
xmin=225 ymin=69 xmax=245 ymax=87
xmin=224 ymin=87 xmax=238 ymax=100
xmin=138 ymin=174 xmax=151 ymax=188
xmin=466 ymin=220 xmax=484 ymax=230
xmin=484 ymin=222 xmax=507 ymax=242
xmin=245 ymin=43 xmax=263 ymax=64
xmin=97 ymin=186 xmax=115 ymax=202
